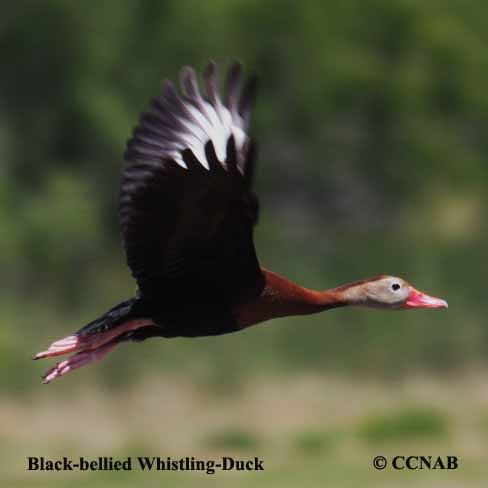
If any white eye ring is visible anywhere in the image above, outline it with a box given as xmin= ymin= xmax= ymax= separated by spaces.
xmin=391 ymin=283 xmax=401 ymax=291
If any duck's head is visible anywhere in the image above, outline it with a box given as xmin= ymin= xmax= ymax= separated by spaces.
xmin=341 ymin=276 xmax=448 ymax=310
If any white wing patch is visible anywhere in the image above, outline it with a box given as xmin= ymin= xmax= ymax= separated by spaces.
xmin=125 ymin=63 xmax=255 ymax=173
xmin=172 ymin=99 xmax=247 ymax=170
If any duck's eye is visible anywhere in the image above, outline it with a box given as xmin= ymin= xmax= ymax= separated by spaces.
xmin=391 ymin=283 xmax=401 ymax=291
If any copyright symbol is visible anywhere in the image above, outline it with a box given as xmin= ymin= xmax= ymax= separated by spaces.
xmin=373 ymin=456 xmax=387 ymax=470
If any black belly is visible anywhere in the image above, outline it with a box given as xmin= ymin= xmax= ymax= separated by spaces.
xmin=144 ymin=299 xmax=241 ymax=338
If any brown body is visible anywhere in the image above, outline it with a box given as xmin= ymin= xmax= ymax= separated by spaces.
xmin=234 ymin=269 xmax=346 ymax=328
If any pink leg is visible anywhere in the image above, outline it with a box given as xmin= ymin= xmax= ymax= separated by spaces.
xmin=42 ymin=340 xmax=120 ymax=384
xmin=32 ymin=335 xmax=82 ymax=360
xmin=33 ymin=319 xmax=153 ymax=360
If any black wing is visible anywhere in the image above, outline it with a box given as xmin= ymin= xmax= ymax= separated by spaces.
xmin=120 ymin=62 xmax=264 ymax=309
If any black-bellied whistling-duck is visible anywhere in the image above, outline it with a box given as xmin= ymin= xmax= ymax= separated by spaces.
xmin=34 ymin=62 xmax=447 ymax=383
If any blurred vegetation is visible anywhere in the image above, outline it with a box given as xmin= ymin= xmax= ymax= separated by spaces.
xmin=356 ymin=406 xmax=448 ymax=444
xmin=0 ymin=0 xmax=487 ymax=394
xmin=292 ymin=429 xmax=339 ymax=455
xmin=204 ymin=427 xmax=260 ymax=451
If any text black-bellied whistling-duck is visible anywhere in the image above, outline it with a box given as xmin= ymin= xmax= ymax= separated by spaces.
xmin=34 ymin=62 xmax=448 ymax=383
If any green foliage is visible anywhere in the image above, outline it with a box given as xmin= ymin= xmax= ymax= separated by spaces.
xmin=0 ymin=0 xmax=487 ymax=390
xmin=356 ymin=406 xmax=449 ymax=444
xmin=204 ymin=427 xmax=260 ymax=451
xmin=293 ymin=429 xmax=339 ymax=455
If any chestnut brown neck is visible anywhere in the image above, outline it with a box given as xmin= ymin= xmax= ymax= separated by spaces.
xmin=234 ymin=269 xmax=349 ymax=329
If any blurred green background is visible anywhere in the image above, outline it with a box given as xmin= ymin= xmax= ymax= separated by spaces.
xmin=1 ymin=0 xmax=487 ymax=486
